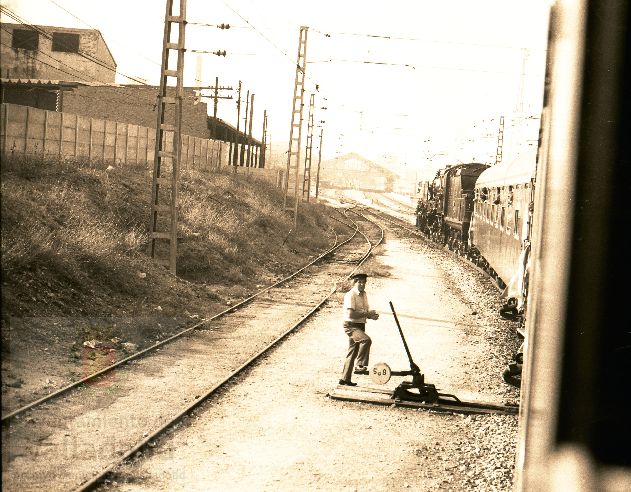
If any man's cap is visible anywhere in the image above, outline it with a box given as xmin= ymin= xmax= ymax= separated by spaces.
xmin=350 ymin=272 xmax=368 ymax=281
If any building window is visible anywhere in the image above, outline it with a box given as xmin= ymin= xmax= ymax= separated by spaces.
xmin=12 ymin=29 xmax=39 ymax=50
xmin=52 ymin=32 xmax=80 ymax=53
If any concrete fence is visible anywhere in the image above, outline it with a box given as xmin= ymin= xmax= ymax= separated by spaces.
xmin=1 ymin=103 xmax=285 ymax=187
xmin=0 ymin=103 xmax=229 ymax=170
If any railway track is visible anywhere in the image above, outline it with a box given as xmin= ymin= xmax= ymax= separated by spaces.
xmin=356 ymin=204 xmax=506 ymax=294
xmin=1 ymin=209 xmax=384 ymax=492
xmin=0 ymin=210 xmax=360 ymax=425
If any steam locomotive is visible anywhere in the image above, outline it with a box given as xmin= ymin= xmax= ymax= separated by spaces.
xmin=415 ymin=152 xmax=536 ymax=322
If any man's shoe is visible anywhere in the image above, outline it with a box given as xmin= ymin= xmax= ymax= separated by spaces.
xmin=339 ymin=379 xmax=357 ymax=386
xmin=354 ymin=366 xmax=368 ymax=374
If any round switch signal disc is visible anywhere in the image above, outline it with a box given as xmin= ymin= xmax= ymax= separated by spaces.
xmin=370 ymin=362 xmax=391 ymax=385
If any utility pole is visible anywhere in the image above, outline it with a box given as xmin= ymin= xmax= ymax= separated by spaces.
xmin=232 ymin=80 xmax=242 ymax=167
xmin=149 ymin=0 xmax=187 ymax=275
xmin=495 ymin=115 xmax=505 ymax=165
xmin=241 ymin=89 xmax=249 ymax=166
xmin=212 ymin=76 xmax=220 ymax=118
xmin=203 ymin=76 xmax=232 ymax=139
xmin=284 ymin=26 xmax=309 ymax=227
xmin=315 ymin=126 xmax=323 ymax=198
xmin=516 ymin=48 xmax=529 ymax=115
xmin=247 ymin=93 xmax=255 ymax=167
xmin=260 ymin=110 xmax=267 ymax=168
xmin=302 ymin=93 xmax=315 ymax=202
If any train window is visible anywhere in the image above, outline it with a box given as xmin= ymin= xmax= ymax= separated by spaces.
xmin=514 ymin=210 xmax=520 ymax=237
xmin=500 ymin=207 xmax=505 ymax=228
xmin=481 ymin=187 xmax=488 ymax=201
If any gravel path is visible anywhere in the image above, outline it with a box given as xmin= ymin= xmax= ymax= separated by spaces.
xmin=104 ymin=227 xmax=521 ymax=491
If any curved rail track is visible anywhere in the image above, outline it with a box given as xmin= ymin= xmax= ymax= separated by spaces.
xmin=1 ymin=210 xmax=361 ymax=425
xmin=2 ymin=208 xmax=384 ymax=492
xmin=356 ymin=203 xmax=505 ymax=294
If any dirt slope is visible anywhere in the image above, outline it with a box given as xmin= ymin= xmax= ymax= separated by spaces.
xmin=1 ymin=156 xmax=341 ymax=412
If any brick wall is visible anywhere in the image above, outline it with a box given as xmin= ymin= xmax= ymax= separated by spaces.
xmin=63 ymin=85 xmax=210 ymax=139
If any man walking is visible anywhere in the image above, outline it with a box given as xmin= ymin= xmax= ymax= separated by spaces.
xmin=339 ymin=272 xmax=379 ymax=386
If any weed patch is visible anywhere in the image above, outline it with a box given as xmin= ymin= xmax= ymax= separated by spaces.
xmin=1 ymin=156 xmax=344 ymax=356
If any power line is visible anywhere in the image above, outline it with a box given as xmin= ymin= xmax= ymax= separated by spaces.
xmin=44 ymin=0 xmax=163 ymax=70
xmin=219 ymin=2 xmax=321 ymax=93
xmin=43 ymin=1 xmax=253 ymax=80
xmin=0 ymin=5 xmax=210 ymax=106
xmin=310 ymin=27 xmax=548 ymax=52
xmin=310 ymin=58 xmax=511 ymax=75
xmin=1 ymin=5 xmax=149 ymax=84
xmin=220 ymin=2 xmax=291 ymax=62
xmin=0 ymin=37 xmax=102 ymax=83
xmin=187 ymin=21 xmax=248 ymax=29
xmin=0 ymin=25 xmax=187 ymax=110
xmin=310 ymin=59 xmax=416 ymax=69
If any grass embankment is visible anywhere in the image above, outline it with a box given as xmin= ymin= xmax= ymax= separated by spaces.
xmin=1 ymin=156 xmax=342 ymax=401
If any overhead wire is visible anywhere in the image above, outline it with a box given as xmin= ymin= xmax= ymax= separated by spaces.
xmin=0 ymin=31 xmax=199 ymax=111
xmin=309 ymin=27 xmax=548 ymax=52
xmin=0 ymin=36 xmax=103 ymax=83
xmin=1 ymin=5 xmax=148 ymax=84
xmin=44 ymin=0 xmax=163 ymax=70
xmin=0 ymin=7 xmax=209 ymax=107
xmin=219 ymin=1 xmax=322 ymax=94
xmin=310 ymin=59 xmax=416 ymax=69
xmin=43 ymin=0 xmax=248 ymax=90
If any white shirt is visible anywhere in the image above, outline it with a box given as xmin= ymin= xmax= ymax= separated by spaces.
xmin=343 ymin=285 xmax=370 ymax=323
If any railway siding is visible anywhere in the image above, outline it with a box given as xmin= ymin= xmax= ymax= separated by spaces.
xmin=99 ymin=211 xmax=521 ymax=491
xmin=2 ymin=212 xmax=382 ymax=491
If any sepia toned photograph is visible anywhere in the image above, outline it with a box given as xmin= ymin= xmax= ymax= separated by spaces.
xmin=1 ymin=0 xmax=629 ymax=490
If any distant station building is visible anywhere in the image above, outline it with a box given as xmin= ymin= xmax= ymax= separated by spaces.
xmin=318 ymin=152 xmax=398 ymax=192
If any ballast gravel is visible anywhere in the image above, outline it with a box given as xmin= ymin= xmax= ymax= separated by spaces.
xmin=105 ymin=222 xmax=522 ymax=492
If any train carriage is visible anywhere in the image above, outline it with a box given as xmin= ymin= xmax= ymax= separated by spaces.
xmin=469 ymin=152 xmax=536 ymax=302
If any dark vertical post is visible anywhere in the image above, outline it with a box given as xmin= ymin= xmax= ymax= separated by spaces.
xmin=233 ymin=81 xmax=241 ymax=167
xmin=247 ymin=93 xmax=254 ymax=167
xmin=315 ymin=126 xmax=323 ymax=198
xmin=241 ymin=89 xmax=249 ymax=166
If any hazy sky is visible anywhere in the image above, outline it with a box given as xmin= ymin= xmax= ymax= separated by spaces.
xmin=3 ymin=0 xmax=551 ymax=176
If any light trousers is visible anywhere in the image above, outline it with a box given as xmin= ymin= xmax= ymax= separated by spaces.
xmin=341 ymin=324 xmax=372 ymax=382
